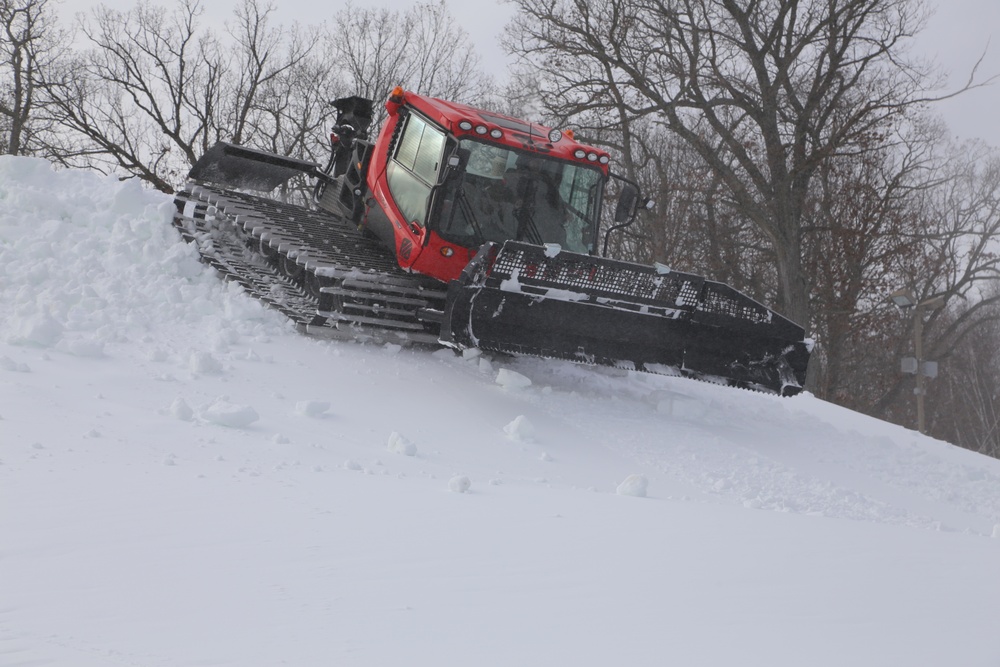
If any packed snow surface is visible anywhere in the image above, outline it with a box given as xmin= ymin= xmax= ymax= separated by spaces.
xmin=2 ymin=156 xmax=999 ymax=666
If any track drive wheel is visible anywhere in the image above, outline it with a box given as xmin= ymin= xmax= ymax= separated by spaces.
xmin=257 ymin=237 xmax=278 ymax=262
xmin=304 ymin=271 xmax=326 ymax=300
xmin=280 ymin=254 xmax=305 ymax=283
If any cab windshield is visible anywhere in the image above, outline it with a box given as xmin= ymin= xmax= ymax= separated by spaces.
xmin=434 ymin=140 xmax=603 ymax=254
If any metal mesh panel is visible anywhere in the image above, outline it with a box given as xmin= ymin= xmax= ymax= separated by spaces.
xmin=490 ymin=243 xmax=773 ymax=325
xmin=492 ymin=247 xmax=698 ymax=304
xmin=699 ymin=283 xmax=773 ymax=325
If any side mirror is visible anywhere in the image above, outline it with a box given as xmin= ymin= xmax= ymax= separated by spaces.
xmin=602 ymin=174 xmax=647 ymax=256
xmin=614 ymin=182 xmax=640 ymax=223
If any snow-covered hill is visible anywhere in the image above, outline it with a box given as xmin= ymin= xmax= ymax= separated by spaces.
xmin=2 ymin=156 xmax=999 ymax=666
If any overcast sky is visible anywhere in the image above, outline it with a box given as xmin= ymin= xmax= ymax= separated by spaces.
xmin=59 ymin=0 xmax=1000 ymax=147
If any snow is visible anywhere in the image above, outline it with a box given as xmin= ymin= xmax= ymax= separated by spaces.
xmin=199 ymin=398 xmax=261 ymax=428
xmin=504 ymin=414 xmax=536 ymax=442
xmin=616 ymin=473 xmax=649 ymax=497
xmin=2 ymin=155 xmax=1000 ymax=666
xmin=294 ymin=399 xmax=331 ymax=417
xmin=496 ymin=367 xmax=532 ymax=390
xmin=387 ymin=431 xmax=418 ymax=456
xmin=449 ymin=475 xmax=473 ymax=493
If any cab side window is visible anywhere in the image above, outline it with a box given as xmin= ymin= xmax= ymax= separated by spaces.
xmin=386 ymin=113 xmax=445 ymax=227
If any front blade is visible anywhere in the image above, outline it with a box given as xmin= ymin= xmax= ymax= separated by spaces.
xmin=188 ymin=142 xmax=321 ymax=191
xmin=441 ymin=241 xmax=810 ymax=395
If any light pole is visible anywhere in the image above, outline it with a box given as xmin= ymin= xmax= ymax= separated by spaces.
xmin=890 ymin=289 xmax=946 ymax=434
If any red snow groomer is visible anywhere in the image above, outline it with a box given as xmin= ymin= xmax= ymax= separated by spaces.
xmin=173 ymin=87 xmax=810 ymax=395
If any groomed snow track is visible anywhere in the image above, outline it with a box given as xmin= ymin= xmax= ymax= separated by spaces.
xmin=172 ymin=184 xmax=447 ymax=345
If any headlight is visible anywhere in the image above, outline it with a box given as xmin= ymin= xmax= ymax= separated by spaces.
xmin=574 ymin=149 xmax=586 ymax=159
xmin=548 ymin=128 xmax=563 ymax=143
xmin=458 ymin=120 xmax=473 ymax=131
xmin=475 ymin=125 xmax=488 ymax=135
xmin=490 ymin=128 xmax=503 ymax=139
xmin=599 ymin=155 xmax=610 ymax=164
xmin=587 ymin=152 xmax=598 ymax=162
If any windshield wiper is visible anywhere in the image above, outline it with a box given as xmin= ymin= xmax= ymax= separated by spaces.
xmin=455 ymin=188 xmax=486 ymax=245
xmin=514 ymin=204 xmax=543 ymax=245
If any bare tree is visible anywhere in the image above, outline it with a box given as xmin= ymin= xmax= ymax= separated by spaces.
xmin=876 ymin=140 xmax=1000 ymax=422
xmin=0 ymin=0 xmax=67 ymax=155
xmin=222 ymin=0 xmax=316 ymax=147
xmin=937 ymin=295 xmax=1000 ymax=457
xmin=502 ymin=0 xmax=980 ymax=330
xmin=41 ymin=0 xmax=317 ymax=192
xmin=804 ymin=119 xmax=940 ymax=404
xmin=36 ymin=0 xmax=492 ymax=191
xmin=326 ymin=0 xmax=492 ymax=128
xmin=41 ymin=0 xmax=224 ymax=189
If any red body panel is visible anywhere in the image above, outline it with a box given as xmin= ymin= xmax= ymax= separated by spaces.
xmin=364 ymin=90 xmax=610 ymax=284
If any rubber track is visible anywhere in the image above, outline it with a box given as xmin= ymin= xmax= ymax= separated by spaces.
xmin=173 ymin=184 xmax=446 ymax=344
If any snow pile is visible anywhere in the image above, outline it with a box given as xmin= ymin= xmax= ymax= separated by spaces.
xmin=0 ymin=156 xmax=287 ymax=358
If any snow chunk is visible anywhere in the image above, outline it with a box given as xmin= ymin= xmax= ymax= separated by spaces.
xmin=57 ymin=338 xmax=105 ymax=358
xmin=0 ymin=356 xmax=30 ymax=372
xmin=616 ymin=474 xmax=649 ymax=498
xmin=170 ymin=397 xmax=194 ymax=421
xmin=200 ymin=399 xmax=259 ymax=428
xmin=344 ymin=459 xmax=363 ymax=471
xmin=295 ymin=400 xmax=330 ymax=418
xmin=388 ymin=431 xmax=417 ymax=456
xmin=449 ymin=475 xmax=472 ymax=493
xmin=10 ymin=313 xmax=63 ymax=348
xmin=190 ymin=351 xmax=223 ymax=374
xmin=543 ymin=243 xmax=562 ymax=258
xmin=496 ymin=368 xmax=532 ymax=390
xmin=503 ymin=415 xmax=535 ymax=443
xmin=993 ymin=524 xmax=1000 ymax=539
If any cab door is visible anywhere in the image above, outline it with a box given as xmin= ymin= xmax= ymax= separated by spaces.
xmin=383 ymin=112 xmax=447 ymax=267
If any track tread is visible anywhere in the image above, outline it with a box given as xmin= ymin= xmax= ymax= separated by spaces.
xmin=173 ymin=184 xmax=446 ymax=343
